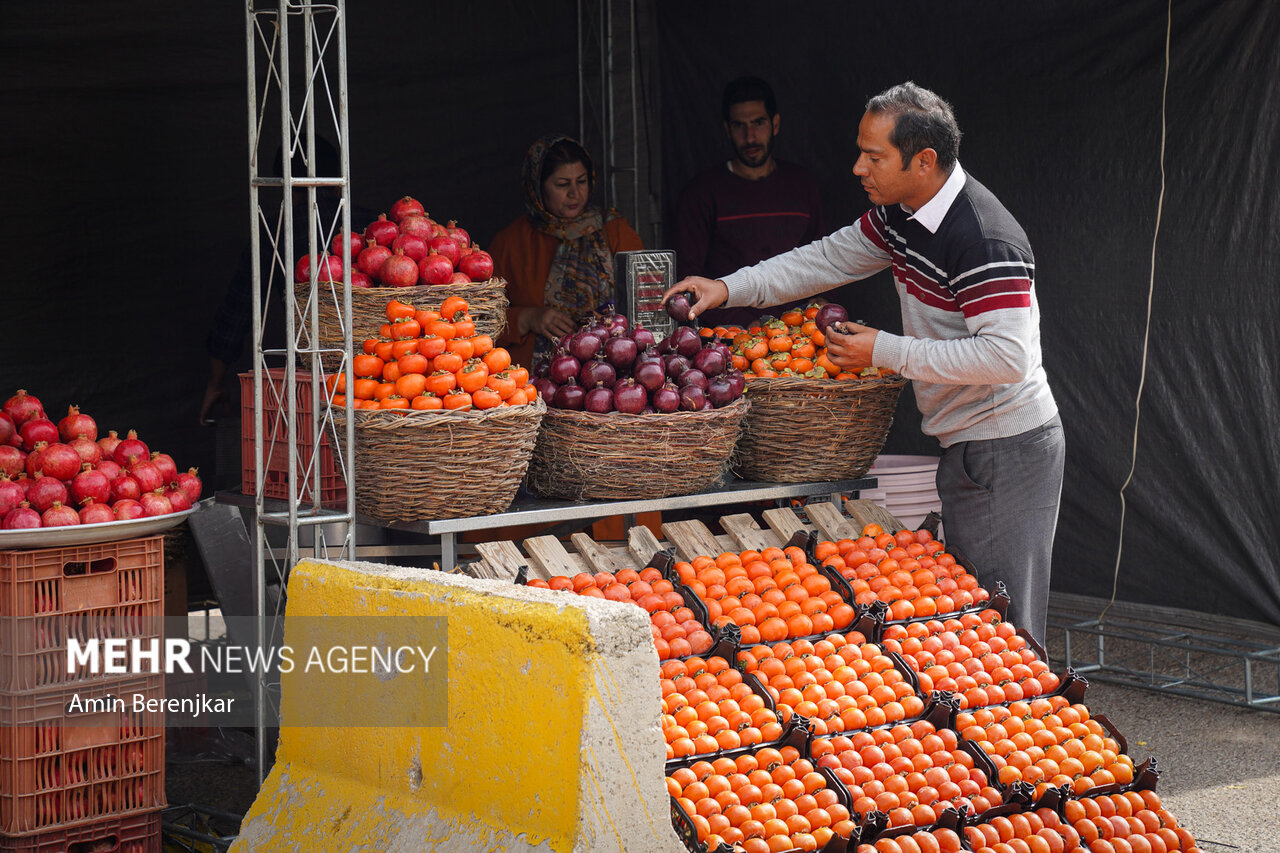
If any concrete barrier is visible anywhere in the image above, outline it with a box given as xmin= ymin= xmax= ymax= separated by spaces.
xmin=232 ymin=558 xmax=684 ymax=853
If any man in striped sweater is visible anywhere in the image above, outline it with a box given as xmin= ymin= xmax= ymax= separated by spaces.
xmin=668 ymin=82 xmax=1065 ymax=642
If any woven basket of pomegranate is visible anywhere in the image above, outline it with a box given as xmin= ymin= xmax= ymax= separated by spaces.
xmin=525 ymin=397 xmax=749 ymax=501
xmin=340 ymin=398 xmax=544 ymax=521
xmin=732 ymin=374 xmax=907 ymax=483
xmin=298 ymin=277 xmax=508 ymax=374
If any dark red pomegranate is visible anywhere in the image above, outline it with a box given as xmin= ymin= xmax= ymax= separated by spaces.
xmin=19 ymin=418 xmax=58 ymax=452
xmin=110 ymin=474 xmax=142 ymax=503
xmin=41 ymin=502 xmax=80 ymax=527
xmin=176 ymin=468 xmax=203 ymax=503
xmin=398 ymin=214 xmax=434 ymax=240
xmin=356 ymin=240 xmax=393 ymax=280
xmin=363 ymin=214 xmax=399 ymax=247
xmin=95 ymin=459 xmax=123 ymax=481
xmin=350 ymin=270 xmax=373 ymax=289
xmin=112 ymin=431 xmax=150 ymax=468
xmin=294 ymin=253 xmax=343 ymax=284
xmin=57 ymin=406 xmax=98 ymax=443
xmin=0 ymin=445 xmax=23 ymax=478
xmin=330 ymin=229 xmax=364 ymax=262
xmin=129 ymin=461 xmax=165 ymax=494
xmin=3 ymin=503 xmax=41 ymax=530
xmin=112 ymin=499 xmax=144 ymax=521
xmin=445 ymin=220 xmax=470 ymax=247
xmin=458 ymin=250 xmax=494 ymax=282
xmin=428 ymin=235 xmax=461 ymax=266
xmin=71 ymin=465 xmax=112 ymax=506
xmin=97 ymin=430 xmax=122 ymax=460
xmin=3 ymin=390 xmax=44 ymax=425
xmin=391 ymin=233 xmax=429 ymax=263
xmin=39 ymin=443 xmax=82 ymax=482
xmin=139 ymin=491 xmax=173 ymax=518
xmin=0 ymin=412 xmax=15 ymax=447
xmin=380 ymin=249 xmax=421 ymax=288
xmin=447 ymin=271 xmax=471 ymax=284
xmin=418 ymin=250 xmax=454 ymax=285
xmin=0 ymin=477 xmax=23 ymax=515
xmin=69 ymin=436 xmax=102 ymax=466
xmin=27 ymin=474 xmax=68 ymax=513
xmin=612 ymin=378 xmax=647 ymax=414
xmin=24 ymin=443 xmax=45 ymax=478
xmin=79 ymin=500 xmax=116 ymax=525
xmin=150 ymin=452 xmax=178 ymax=486
xmin=164 ymin=485 xmax=192 ymax=513
xmin=389 ymin=196 xmax=426 ymax=223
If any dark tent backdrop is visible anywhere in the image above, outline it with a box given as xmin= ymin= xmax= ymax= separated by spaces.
xmin=1 ymin=1 xmax=1276 ymax=624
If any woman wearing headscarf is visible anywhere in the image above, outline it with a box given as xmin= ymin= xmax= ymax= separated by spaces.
xmin=490 ymin=135 xmax=644 ymax=369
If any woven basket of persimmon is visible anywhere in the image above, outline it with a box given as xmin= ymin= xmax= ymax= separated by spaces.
xmin=341 ymin=397 xmax=544 ymax=521
xmin=732 ymin=375 xmax=907 ymax=482
xmin=525 ymin=397 xmax=749 ymax=501
xmin=297 ymin=277 xmax=509 ymax=373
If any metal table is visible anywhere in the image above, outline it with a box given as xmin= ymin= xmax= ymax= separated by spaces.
xmin=218 ymin=476 xmax=875 ymax=571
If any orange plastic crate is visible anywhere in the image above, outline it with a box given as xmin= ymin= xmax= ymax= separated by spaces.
xmin=0 ymin=537 xmax=163 ymax=692
xmin=0 ymin=809 xmax=160 ymax=853
xmin=239 ymin=369 xmax=345 ymax=507
xmin=0 ymin=677 xmax=165 ymax=837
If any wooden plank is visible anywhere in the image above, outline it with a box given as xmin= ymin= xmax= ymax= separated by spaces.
xmin=714 ymin=533 xmax=738 ymax=554
xmin=522 ymin=535 xmax=584 ymax=578
xmin=627 ymin=525 xmax=666 ymax=567
xmin=844 ymin=498 xmax=905 ymax=533
xmin=719 ymin=513 xmax=783 ymax=551
xmin=762 ymin=507 xmax=809 ymax=542
xmin=473 ymin=540 xmax=531 ymax=581
xmin=804 ymin=501 xmax=861 ymax=542
xmin=461 ymin=557 xmax=494 ymax=579
xmin=661 ymin=519 xmax=724 ymax=562
xmin=570 ymin=532 xmax=636 ymax=574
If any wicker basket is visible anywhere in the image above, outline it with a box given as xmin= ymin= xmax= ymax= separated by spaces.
xmin=732 ymin=375 xmax=907 ymax=482
xmin=297 ymin=277 xmax=510 ymax=372
xmin=525 ymin=397 xmax=749 ymax=501
xmin=340 ymin=398 xmax=544 ymax=521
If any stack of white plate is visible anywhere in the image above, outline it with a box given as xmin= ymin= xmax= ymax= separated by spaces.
xmin=862 ymin=454 xmax=943 ymax=533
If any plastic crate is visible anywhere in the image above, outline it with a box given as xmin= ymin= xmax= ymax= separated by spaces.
xmin=0 ymin=808 xmax=161 ymax=853
xmin=239 ymin=369 xmax=345 ymax=508
xmin=0 ymin=538 xmax=163 ymax=692
xmin=0 ymin=677 xmax=165 ymax=836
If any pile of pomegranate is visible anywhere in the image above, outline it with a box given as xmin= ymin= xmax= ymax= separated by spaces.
xmin=294 ymin=195 xmax=495 ymax=289
xmin=533 ymin=313 xmax=747 ymax=413
xmin=0 ymin=390 xmax=202 ymax=530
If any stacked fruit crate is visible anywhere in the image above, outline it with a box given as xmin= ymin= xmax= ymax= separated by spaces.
xmin=0 ymin=537 xmax=166 ymax=852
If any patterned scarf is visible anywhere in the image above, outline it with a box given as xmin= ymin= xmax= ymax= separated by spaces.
xmin=522 ymin=134 xmax=619 ymax=364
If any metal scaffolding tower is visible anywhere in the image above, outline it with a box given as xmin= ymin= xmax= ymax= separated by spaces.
xmin=245 ymin=0 xmax=356 ymax=779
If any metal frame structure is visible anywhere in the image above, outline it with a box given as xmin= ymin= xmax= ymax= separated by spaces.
xmin=245 ymin=0 xmax=356 ymax=779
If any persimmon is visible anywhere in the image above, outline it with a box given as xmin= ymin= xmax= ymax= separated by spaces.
xmin=377 ymin=395 xmax=409 ymax=409
xmin=438 ymin=295 xmax=469 ymax=319
xmin=410 ymin=393 xmax=442 ymax=410
xmin=432 ymin=351 xmax=464 ymax=373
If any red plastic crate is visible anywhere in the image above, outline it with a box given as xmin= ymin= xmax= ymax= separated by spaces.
xmin=0 ymin=538 xmax=163 ymax=692
xmin=239 ymin=369 xmax=345 ymax=507
xmin=0 ymin=808 xmax=161 ymax=853
xmin=0 ymin=677 xmax=165 ymax=836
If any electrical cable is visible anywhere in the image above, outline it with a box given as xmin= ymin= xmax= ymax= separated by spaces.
xmin=1101 ymin=0 xmax=1172 ymax=622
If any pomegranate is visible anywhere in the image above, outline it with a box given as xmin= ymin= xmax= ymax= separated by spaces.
xmin=356 ymin=240 xmax=393 ymax=281
xmin=19 ymin=418 xmax=58 ymax=452
xmin=24 ymin=443 xmax=45 ymax=478
xmin=398 ymin=213 xmax=434 ymax=240
xmin=418 ymin=250 xmax=454 ymax=285
xmin=665 ymin=291 xmax=695 ymax=324
xmin=110 ymin=474 xmax=142 ymax=503
xmin=95 ymin=459 xmax=123 ymax=481
xmin=388 ymin=196 xmax=426 ymax=223
xmin=350 ymin=270 xmax=373 ymax=289
xmin=633 ymin=359 xmax=666 ymax=393
xmin=0 ymin=477 xmax=23 ymax=515
xmin=294 ymin=253 xmax=343 ymax=284
xmin=3 ymin=390 xmax=44 ymax=425
xmin=612 ymin=378 xmax=647 ymax=414
xmin=652 ymin=382 xmax=681 ymax=414
xmin=176 ymin=468 xmax=203 ymax=503
xmin=112 ymin=499 xmax=144 ymax=521
xmin=391 ymin=232 xmax=429 ymax=263
xmin=41 ymin=502 xmax=80 ymax=527
xmin=568 ymin=330 xmax=601 ymax=362
xmin=130 ymin=461 xmax=165 ymax=494
xmin=330 ymin=230 xmax=364 ymax=262
xmin=447 ymin=271 xmax=471 ymax=284
xmin=631 ymin=325 xmax=657 ymax=350
xmin=679 ymin=385 xmax=707 ymax=411
xmin=139 ymin=491 xmax=173 ymax=518
xmin=39 ymin=443 xmax=82 ymax=481
xmin=0 ymin=412 xmax=14 ymax=446
xmin=445 ymin=220 xmax=470 ymax=247
xmin=380 ymin=249 xmax=421 ymax=288
xmin=165 ymin=485 xmax=192 ymax=513
xmin=150 ymin=452 xmax=178 ymax=485
xmin=363 ymin=214 xmax=399 ymax=247
xmin=428 ymin=235 xmax=461 ymax=266
xmin=3 ymin=503 xmax=41 ymax=530
xmin=79 ymin=500 xmax=115 ymax=525
xmin=693 ymin=346 xmax=727 ymax=377
xmin=604 ymin=334 xmax=638 ymax=371
xmin=579 ymin=355 xmax=616 ymax=390
xmin=57 ymin=406 xmax=96 ymax=443
xmin=97 ymin=430 xmax=122 ymax=460
xmin=71 ymin=465 xmax=112 ymax=506
xmin=0 ymin=445 xmax=23 ymax=478
xmin=549 ymin=354 xmax=581 ymax=387
xmin=457 ymin=250 xmax=494 ymax=282
xmin=69 ymin=435 xmax=102 ymax=466
xmin=552 ymin=378 xmax=585 ymax=410
xmin=112 ymin=430 xmax=150 ymax=468
xmin=814 ymin=303 xmax=850 ymax=336
xmin=27 ymin=474 xmax=68 ymax=513
xmin=707 ymin=375 xmax=736 ymax=408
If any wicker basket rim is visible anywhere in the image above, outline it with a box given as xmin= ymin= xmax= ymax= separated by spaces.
xmin=337 ymin=397 xmax=545 ymax=428
xmin=744 ymin=374 xmax=906 ymax=390
xmin=292 ymin=276 xmax=507 ymax=293
xmin=538 ymin=395 xmax=749 ymax=423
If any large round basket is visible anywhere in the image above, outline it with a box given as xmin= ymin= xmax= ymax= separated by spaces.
xmin=341 ymin=398 xmax=544 ymax=522
xmin=732 ymin=375 xmax=907 ymax=482
xmin=297 ymin=277 xmax=509 ymax=373
xmin=525 ymin=397 xmax=749 ymax=501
